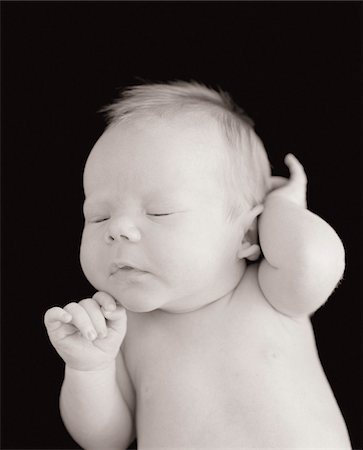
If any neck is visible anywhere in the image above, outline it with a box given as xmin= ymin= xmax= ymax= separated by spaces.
xmin=159 ymin=260 xmax=247 ymax=315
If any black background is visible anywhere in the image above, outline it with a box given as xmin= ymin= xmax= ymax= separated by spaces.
xmin=1 ymin=2 xmax=361 ymax=449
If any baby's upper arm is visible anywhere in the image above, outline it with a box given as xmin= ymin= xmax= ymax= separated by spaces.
xmin=257 ymin=245 xmax=345 ymax=318
xmin=257 ymin=195 xmax=345 ymax=317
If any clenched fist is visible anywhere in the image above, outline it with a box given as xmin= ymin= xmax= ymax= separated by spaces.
xmin=268 ymin=153 xmax=307 ymax=209
xmin=44 ymin=292 xmax=127 ymax=372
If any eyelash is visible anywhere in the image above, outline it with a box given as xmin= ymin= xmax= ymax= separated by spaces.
xmin=89 ymin=213 xmax=172 ymax=223
xmin=92 ymin=218 xmax=109 ymax=223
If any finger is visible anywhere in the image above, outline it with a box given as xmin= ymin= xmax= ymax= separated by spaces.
xmin=284 ymin=154 xmax=307 ymax=183
xmin=51 ymin=323 xmax=78 ymax=342
xmin=44 ymin=307 xmax=72 ymax=332
xmin=79 ymin=298 xmax=108 ymax=338
xmin=93 ymin=291 xmax=117 ymax=312
xmin=104 ymin=306 xmax=127 ymax=337
xmin=63 ymin=302 xmax=97 ymax=341
xmin=269 ymin=176 xmax=288 ymax=191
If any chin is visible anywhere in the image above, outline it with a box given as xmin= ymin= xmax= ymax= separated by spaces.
xmin=114 ymin=291 xmax=166 ymax=313
xmin=121 ymin=302 xmax=157 ymax=313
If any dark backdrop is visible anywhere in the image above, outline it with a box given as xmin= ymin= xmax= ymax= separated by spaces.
xmin=1 ymin=2 xmax=361 ymax=449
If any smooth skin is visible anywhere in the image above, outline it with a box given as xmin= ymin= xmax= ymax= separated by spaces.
xmin=44 ymin=292 xmax=126 ymax=372
xmin=44 ymin=118 xmax=350 ymax=449
xmin=44 ymin=154 xmax=304 ymax=363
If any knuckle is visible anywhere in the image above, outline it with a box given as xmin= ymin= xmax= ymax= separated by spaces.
xmin=93 ymin=291 xmax=105 ymax=300
xmin=91 ymin=311 xmax=107 ymax=327
xmin=64 ymin=302 xmax=79 ymax=311
xmin=92 ymin=292 xmax=104 ymax=305
xmin=79 ymin=298 xmax=95 ymax=308
xmin=44 ymin=307 xmax=61 ymax=323
xmin=93 ymin=291 xmax=113 ymax=304
xmin=75 ymin=319 xmax=90 ymax=330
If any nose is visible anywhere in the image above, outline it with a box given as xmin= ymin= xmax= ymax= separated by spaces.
xmin=105 ymin=217 xmax=141 ymax=243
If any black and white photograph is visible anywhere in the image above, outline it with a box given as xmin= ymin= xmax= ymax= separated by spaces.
xmin=1 ymin=2 xmax=361 ymax=449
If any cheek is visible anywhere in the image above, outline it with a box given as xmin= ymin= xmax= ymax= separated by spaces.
xmin=79 ymin=231 xmax=104 ymax=282
xmin=79 ymin=239 xmax=92 ymax=280
xmin=151 ymin=220 xmax=230 ymax=275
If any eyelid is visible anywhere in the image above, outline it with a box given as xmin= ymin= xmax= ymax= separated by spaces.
xmin=148 ymin=212 xmax=173 ymax=217
xmin=86 ymin=216 xmax=110 ymax=223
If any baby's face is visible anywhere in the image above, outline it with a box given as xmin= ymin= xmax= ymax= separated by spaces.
xmin=80 ymin=117 xmax=247 ymax=313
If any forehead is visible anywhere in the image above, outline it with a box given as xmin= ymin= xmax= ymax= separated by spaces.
xmin=83 ymin=116 xmax=228 ymax=198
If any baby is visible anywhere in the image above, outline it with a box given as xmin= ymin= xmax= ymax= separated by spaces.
xmin=44 ymin=81 xmax=351 ymax=449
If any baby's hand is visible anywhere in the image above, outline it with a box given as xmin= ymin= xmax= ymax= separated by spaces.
xmin=44 ymin=292 xmax=127 ymax=372
xmin=267 ymin=153 xmax=307 ymax=208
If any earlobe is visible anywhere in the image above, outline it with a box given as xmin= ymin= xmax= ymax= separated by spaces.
xmin=237 ymin=242 xmax=261 ymax=261
xmin=250 ymin=204 xmax=264 ymax=219
xmin=237 ymin=204 xmax=264 ymax=261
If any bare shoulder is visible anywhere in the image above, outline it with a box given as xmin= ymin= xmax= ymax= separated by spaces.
xmin=230 ymin=264 xmax=314 ymax=347
xmin=232 ymin=263 xmax=310 ymax=323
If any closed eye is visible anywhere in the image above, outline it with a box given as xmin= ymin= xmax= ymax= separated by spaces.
xmin=148 ymin=213 xmax=173 ymax=217
xmin=91 ymin=217 xmax=110 ymax=223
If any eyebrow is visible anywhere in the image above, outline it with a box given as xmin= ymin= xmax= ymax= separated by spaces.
xmin=83 ymin=190 xmax=190 ymax=208
xmin=145 ymin=189 xmax=190 ymax=202
xmin=83 ymin=197 xmax=111 ymax=215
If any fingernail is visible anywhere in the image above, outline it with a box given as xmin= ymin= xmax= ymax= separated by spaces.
xmin=99 ymin=330 xmax=108 ymax=339
xmin=106 ymin=304 xmax=116 ymax=311
xmin=87 ymin=330 xmax=97 ymax=341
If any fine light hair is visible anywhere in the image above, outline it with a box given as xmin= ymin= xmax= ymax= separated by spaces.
xmin=99 ymin=80 xmax=271 ymax=220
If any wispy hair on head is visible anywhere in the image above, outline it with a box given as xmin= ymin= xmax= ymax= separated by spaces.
xmin=99 ymin=80 xmax=271 ymax=218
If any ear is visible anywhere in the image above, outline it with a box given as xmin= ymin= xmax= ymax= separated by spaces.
xmin=237 ymin=204 xmax=264 ymax=262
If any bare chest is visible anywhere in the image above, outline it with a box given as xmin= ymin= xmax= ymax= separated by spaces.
xmin=122 ymin=272 xmax=350 ymax=448
xmin=124 ymin=304 xmax=297 ymax=447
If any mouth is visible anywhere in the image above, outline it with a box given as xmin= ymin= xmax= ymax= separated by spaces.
xmin=110 ymin=263 xmax=148 ymax=280
xmin=111 ymin=263 xmax=140 ymax=273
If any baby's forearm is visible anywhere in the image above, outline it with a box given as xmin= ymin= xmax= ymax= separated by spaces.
xmin=258 ymin=195 xmax=345 ymax=315
xmin=60 ymin=363 xmax=134 ymax=450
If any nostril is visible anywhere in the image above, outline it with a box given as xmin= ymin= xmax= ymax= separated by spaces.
xmin=107 ymin=233 xmax=130 ymax=243
xmin=105 ymin=225 xmax=140 ymax=243
xmin=105 ymin=234 xmax=115 ymax=243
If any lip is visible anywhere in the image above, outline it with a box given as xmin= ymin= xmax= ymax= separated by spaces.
xmin=110 ymin=261 xmax=149 ymax=279
xmin=110 ymin=266 xmax=148 ymax=282
xmin=110 ymin=261 xmax=141 ymax=274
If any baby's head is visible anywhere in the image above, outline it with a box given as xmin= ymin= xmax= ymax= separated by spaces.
xmin=100 ymin=81 xmax=270 ymax=219
xmin=80 ymin=81 xmax=271 ymax=313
